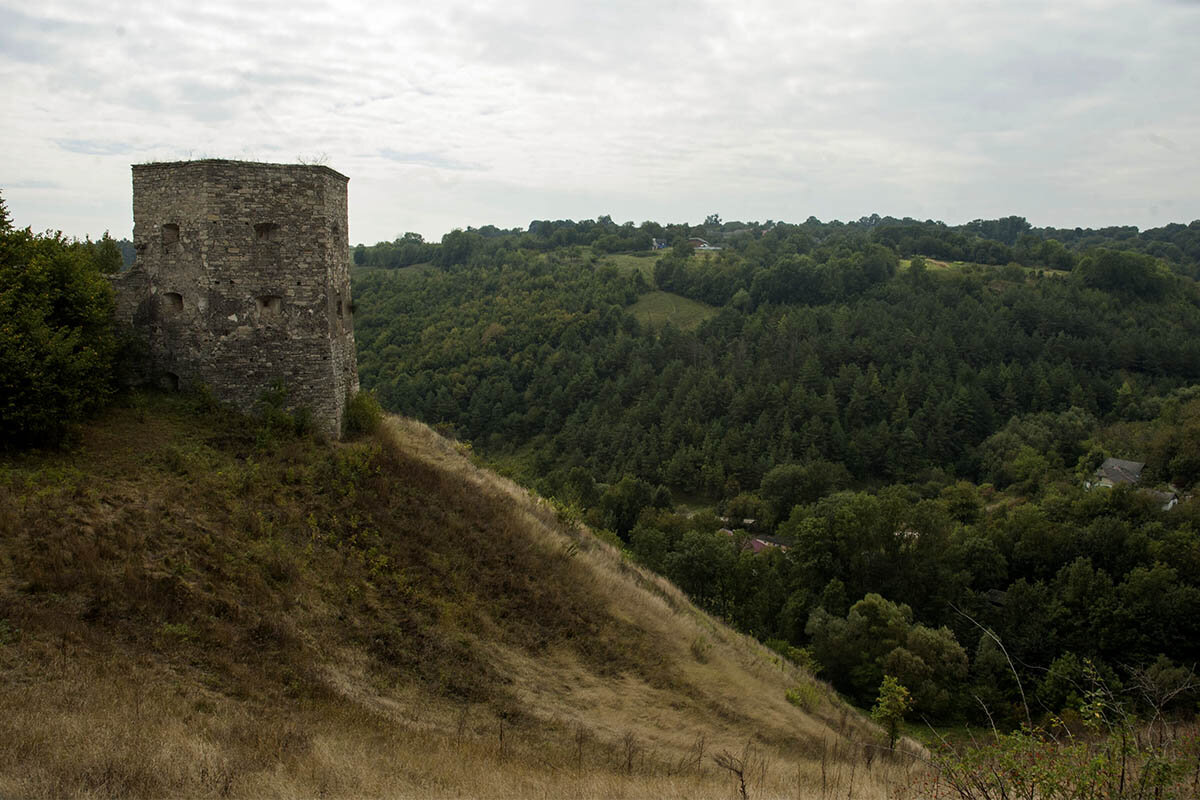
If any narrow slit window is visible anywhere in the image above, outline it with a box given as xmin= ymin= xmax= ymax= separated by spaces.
xmin=256 ymin=295 xmax=283 ymax=317
xmin=163 ymin=292 xmax=183 ymax=312
xmin=162 ymin=223 xmax=180 ymax=245
xmin=254 ymin=223 xmax=280 ymax=242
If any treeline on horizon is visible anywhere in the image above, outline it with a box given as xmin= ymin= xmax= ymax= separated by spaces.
xmin=352 ymin=210 xmax=1200 ymax=727
xmin=352 ymin=212 xmax=1200 ymax=280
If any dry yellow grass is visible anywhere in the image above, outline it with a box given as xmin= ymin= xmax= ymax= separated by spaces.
xmin=0 ymin=661 xmax=922 ymax=799
xmin=0 ymin=397 xmax=925 ymax=798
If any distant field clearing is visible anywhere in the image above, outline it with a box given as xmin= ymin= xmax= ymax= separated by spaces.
xmin=629 ymin=291 xmax=718 ymax=331
xmin=599 ymin=251 xmax=658 ymax=278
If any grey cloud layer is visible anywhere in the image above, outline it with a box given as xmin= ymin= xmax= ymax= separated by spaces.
xmin=1 ymin=0 xmax=1196 ymax=241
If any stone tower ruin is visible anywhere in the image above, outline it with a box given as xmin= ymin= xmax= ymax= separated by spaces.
xmin=114 ymin=159 xmax=358 ymax=438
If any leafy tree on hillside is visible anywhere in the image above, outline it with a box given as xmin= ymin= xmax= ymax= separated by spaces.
xmin=807 ymin=593 xmax=967 ymax=715
xmin=0 ymin=225 xmax=118 ymax=447
xmin=91 ymin=231 xmax=123 ymax=274
xmin=964 ymin=215 xmax=1032 ymax=246
xmin=1144 ymin=392 xmax=1200 ymax=488
xmin=871 ymin=675 xmax=912 ymax=749
xmin=1073 ymin=248 xmax=1172 ymax=299
xmin=758 ymin=461 xmax=850 ymax=523
xmin=596 ymin=475 xmax=670 ymax=538
xmin=436 ymin=228 xmax=480 ymax=267
xmin=664 ymin=529 xmax=738 ymax=614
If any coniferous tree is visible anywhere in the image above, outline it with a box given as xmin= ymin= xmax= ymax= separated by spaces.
xmin=0 ymin=189 xmax=11 ymax=232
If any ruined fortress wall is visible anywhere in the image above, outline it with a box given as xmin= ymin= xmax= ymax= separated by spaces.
xmin=118 ymin=160 xmax=358 ymax=438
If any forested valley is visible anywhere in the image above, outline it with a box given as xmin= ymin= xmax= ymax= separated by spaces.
xmin=352 ymin=213 xmax=1200 ymax=729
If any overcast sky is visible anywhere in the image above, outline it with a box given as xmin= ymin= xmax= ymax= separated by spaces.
xmin=2 ymin=0 xmax=1198 ymax=245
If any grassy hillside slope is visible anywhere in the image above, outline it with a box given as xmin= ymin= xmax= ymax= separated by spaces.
xmin=0 ymin=395 xmax=917 ymax=798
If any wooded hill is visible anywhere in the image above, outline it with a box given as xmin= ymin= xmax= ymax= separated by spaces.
xmin=351 ymin=214 xmax=1200 ymax=729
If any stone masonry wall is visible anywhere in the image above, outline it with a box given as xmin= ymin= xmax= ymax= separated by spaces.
xmin=113 ymin=160 xmax=358 ymax=438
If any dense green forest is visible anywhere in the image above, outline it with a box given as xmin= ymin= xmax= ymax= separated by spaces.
xmin=352 ymin=213 xmax=1200 ymax=726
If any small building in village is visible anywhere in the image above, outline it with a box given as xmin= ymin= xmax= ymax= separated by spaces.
xmin=1088 ymin=457 xmax=1145 ymax=488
